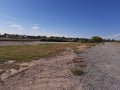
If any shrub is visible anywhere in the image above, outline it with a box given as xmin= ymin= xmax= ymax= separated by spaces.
xmin=71 ymin=69 xmax=84 ymax=76
xmin=79 ymin=38 xmax=89 ymax=43
xmin=91 ymin=36 xmax=103 ymax=43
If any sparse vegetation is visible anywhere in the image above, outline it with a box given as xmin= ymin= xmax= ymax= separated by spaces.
xmin=71 ymin=68 xmax=84 ymax=76
xmin=0 ymin=44 xmax=66 ymax=62
xmin=0 ymin=42 xmax=96 ymax=63
xmin=72 ymin=57 xmax=85 ymax=63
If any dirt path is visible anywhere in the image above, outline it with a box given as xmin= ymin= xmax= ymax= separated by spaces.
xmin=81 ymin=43 xmax=120 ymax=90
xmin=0 ymin=48 xmax=84 ymax=90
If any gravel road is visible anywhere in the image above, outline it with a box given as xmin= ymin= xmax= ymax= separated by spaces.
xmin=81 ymin=43 xmax=120 ymax=90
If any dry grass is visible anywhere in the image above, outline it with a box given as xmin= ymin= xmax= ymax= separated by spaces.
xmin=67 ymin=43 xmax=97 ymax=54
xmin=79 ymin=63 xmax=87 ymax=68
xmin=0 ymin=64 xmax=20 ymax=70
xmin=67 ymin=57 xmax=85 ymax=65
xmin=0 ymin=42 xmax=97 ymax=63
xmin=72 ymin=57 xmax=85 ymax=63
xmin=0 ymin=44 xmax=66 ymax=62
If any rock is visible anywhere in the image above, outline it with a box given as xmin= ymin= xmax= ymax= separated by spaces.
xmin=20 ymin=63 xmax=29 ymax=67
xmin=29 ymin=81 xmax=33 ymax=84
xmin=0 ymin=69 xmax=5 ymax=75
xmin=0 ymin=72 xmax=9 ymax=80
xmin=5 ymin=60 xmax=16 ymax=64
xmin=9 ymin=69 xmax=17 ymax=75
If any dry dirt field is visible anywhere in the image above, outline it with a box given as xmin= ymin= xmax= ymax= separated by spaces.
xmin=1 ymin=42 xmax=120 ymax=90
xmin=0 ymin=49 xmax=82 ymax=90
xmin=0 ymin=42 xmax=90 ymax=90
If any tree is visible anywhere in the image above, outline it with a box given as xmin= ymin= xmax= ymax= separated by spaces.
xmin=91 ymin=36 xmax=103 ymax=43
xmin=79 ymin=38 xmax=89 ymax=43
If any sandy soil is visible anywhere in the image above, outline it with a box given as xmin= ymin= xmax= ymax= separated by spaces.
xmin=0 ymin=48 xmax=85 ymax=90
xmin=81 ymin=43 xmax=120 ymax=90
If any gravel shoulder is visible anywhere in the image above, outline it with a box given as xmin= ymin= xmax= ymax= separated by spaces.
xmin=81 ymin=42 xmax=120 ymax=90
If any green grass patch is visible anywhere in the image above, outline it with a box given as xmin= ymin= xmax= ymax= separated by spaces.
xmin=0 ymin=44 xmax=66 ymax=62
xmin=71 ymin=69 xmax=84 ymax=76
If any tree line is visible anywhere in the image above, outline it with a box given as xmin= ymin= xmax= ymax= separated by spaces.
xmin=0 ymin=33 xmax=116 ymax=43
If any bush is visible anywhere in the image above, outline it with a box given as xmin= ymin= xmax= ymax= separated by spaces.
xmin=79 ymin=38 xmax=89 ymax=43
xmin=71 ymin=69 xmax=84 ymax=76
xmin=91 ymin=36 xmax=103 ymax=43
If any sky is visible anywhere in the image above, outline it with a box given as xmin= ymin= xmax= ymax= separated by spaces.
xmin=0 ymin=0 xmax=120 ymax=39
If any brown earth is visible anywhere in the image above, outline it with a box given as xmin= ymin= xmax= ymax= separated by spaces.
xmin=0 ymin=47 xmax=86 ymax=90
xmin=2 ymin=42 xmax=120 ymax=90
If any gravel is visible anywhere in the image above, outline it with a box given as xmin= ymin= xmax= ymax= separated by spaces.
xmin=81 ymin=43 xmax=120 ymax=90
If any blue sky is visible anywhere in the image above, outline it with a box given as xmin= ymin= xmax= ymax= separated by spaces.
xmin=0 ymin=0 xmax=120 ymax=39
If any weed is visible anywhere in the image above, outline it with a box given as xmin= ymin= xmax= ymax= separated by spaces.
xmin=71 ymin=68 xmax=84 ymax=76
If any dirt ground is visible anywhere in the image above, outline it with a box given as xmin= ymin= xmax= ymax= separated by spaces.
xmin=0 ymin=47 xmax=85 ymax=90
xmin=1 ymin=42 xmax=120 ymax=90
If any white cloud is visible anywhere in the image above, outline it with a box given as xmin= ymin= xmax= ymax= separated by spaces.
xmin=103 ymin=34 xmax=120 ymax=40
xmin=1 ymin=23 xmax=68 ymax=37
xmin=32 ymin=24 xmax=40 ymax=30
xmin=10 ymin=24 xmax=24 ymax=30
